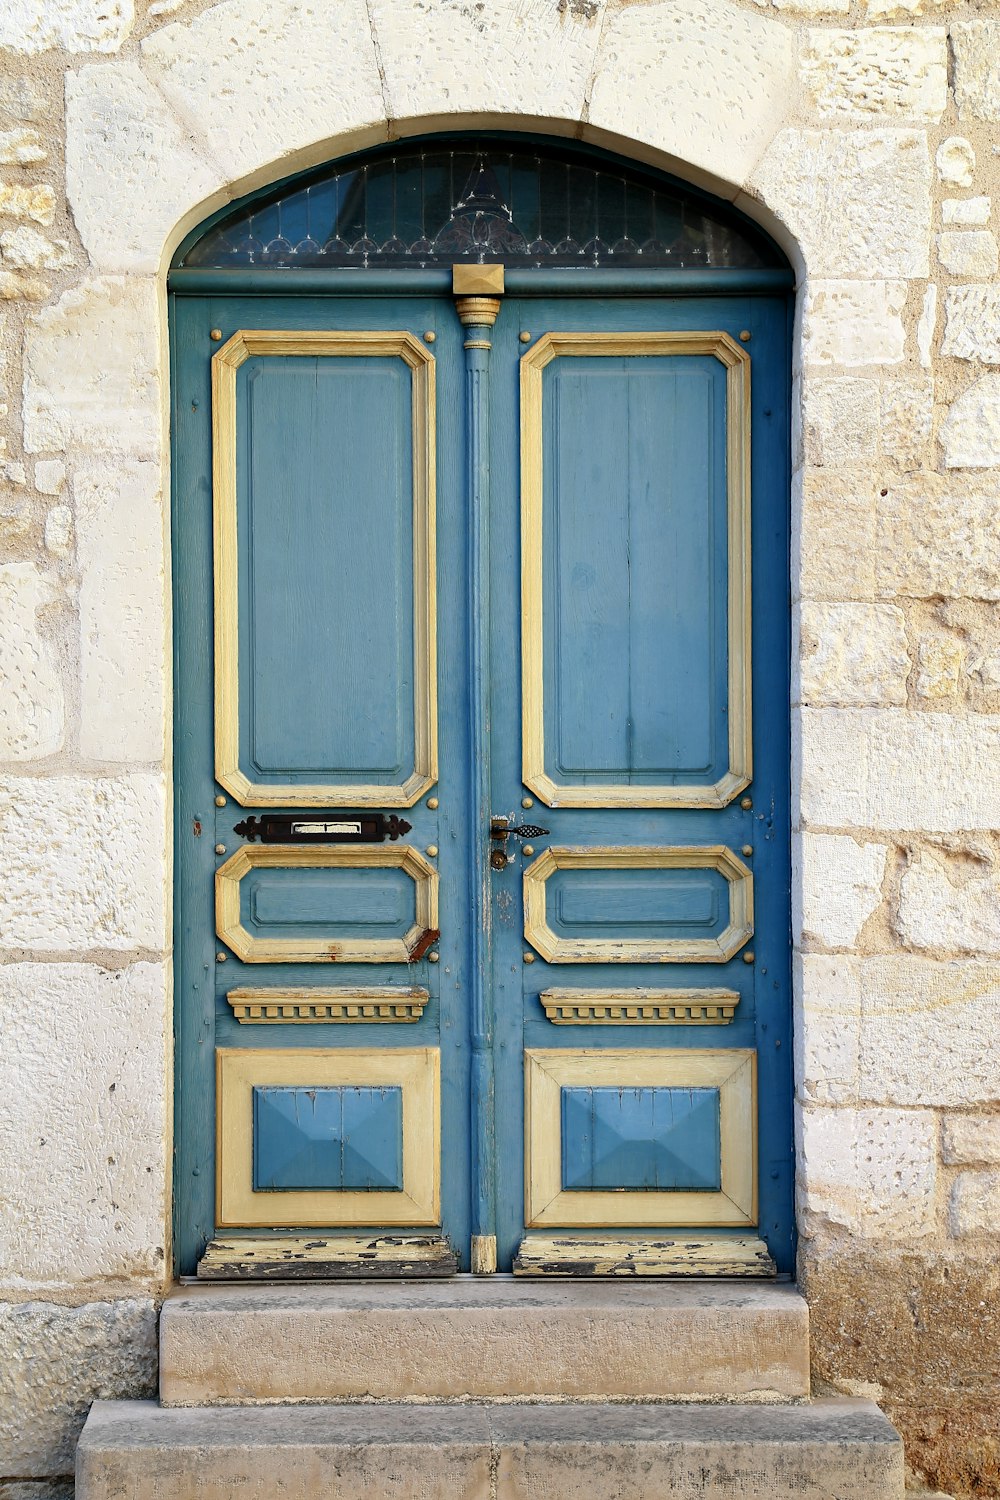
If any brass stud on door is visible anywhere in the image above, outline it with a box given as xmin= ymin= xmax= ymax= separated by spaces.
xmin=423 ymin=331 xmax=436 ymax=343
xmin=742 ymin=950 xmax=755 ymax=964
xmin=427 ymin=797 xmax=439 ymax=810
xmin=742 ymin=845 xmax=753 ymax=856
xmin=215 ymin=795 xmax=227 ymax=807
xmin=426 ymin=845 xmax=438 ymax=857
xmin=740 ymin=796 xmax=752 ymax=810
xmin=739 ymin=330 xmax=751 ymax=342
xmin=216 ymin=952 xmax=228 ymax=963
xmin=210 ymin=328 xmax=223 ymax=341
xmin=521 ymin=796 xmax=534 ymax=809
xmin=519 ymin=331 xmax=532 ymax=344
xmin=524 ymin=952 xmax=535 ymax=963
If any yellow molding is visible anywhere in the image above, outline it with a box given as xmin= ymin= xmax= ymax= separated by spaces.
xmin=524 ymin=1047 xmax=757 ymax=1230
xmin=520 ymin=330 xmax=751 ymax=809
xmin=212 ymin=329 xmax=438 ymax=807
xmin=540 ymin=988 xmax=739 ymax=1025
xmin=523 ymin=845 xmax=753 ymax=964
xmin=513 ymin=1234 xmax=775 ymax=1278
xmin=215 ymin=843 xmax=439 ymax=964
xmin=226 ymin=988 xmax=430 ymax=1023
xmin=216 ymin=1046 xmax=440 ymax=1229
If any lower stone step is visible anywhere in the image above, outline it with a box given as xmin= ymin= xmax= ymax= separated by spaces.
xmin=158 ymin=1280 xmax=810 ymax=1404
xmin=77 ymin=1397 xmax=904 ymax=1500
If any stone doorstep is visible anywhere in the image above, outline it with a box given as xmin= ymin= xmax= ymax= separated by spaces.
xmin=158 ymin=1280 xmax=810 ymax=1406
xmin=76 ymin=1397 xmax=905 ymax=1500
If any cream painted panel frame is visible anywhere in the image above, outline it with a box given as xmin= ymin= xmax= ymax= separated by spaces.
xmin=212 ymin=329 xmax=437 ymax=807
xmin=521 ymin=330 xmax=751 ymax=809
xmin=216 ymin=1046 xmax=440 ymax=1228
xmin=524 ymin=1047 xmax=757 ymax=1229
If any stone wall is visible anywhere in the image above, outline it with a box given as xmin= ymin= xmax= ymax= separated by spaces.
xmin=0 ymin=1 xmax=998 ymax=1495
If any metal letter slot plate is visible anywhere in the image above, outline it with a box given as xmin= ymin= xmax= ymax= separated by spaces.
xmin=233 ymin=813 xmax=412 ymax=844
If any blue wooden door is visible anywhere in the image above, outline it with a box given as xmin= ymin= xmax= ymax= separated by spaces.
xmin=171 ymin=284 xmax=792 ymax=1276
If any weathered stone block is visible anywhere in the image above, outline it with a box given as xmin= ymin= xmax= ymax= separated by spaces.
xmin=0 ymin=270 xmax=49 ymax=301
xmin=880 ymin=377 xmax=933 ymax=470
xmin=33 ymin=459 xmax=65 ymax=495
xmin=23 ymin=278 xmax=159 ymax=456
xmin=937 ymin=230 xmax=999 ymax=278
xmin=896 ymin=843 xmax=1000 ymax=957
xmin=141 ymin=0 xmax=385 ymax=185
xmin=0 ymin=962 xmax=167 ymax=1285
xmin=0 ymin=227 xmax=73 ymax=270
xmin=798 ymin=602 xmax=909 ymax=706
xmin=0 ymin=184 xmax=55 ymax=226
xmin=0 ymin=128 xmax=46 ymax=165
xmin=876 ymin=474 xmax=1000 ymax=599
xmin=44 ymin=505 xmax=72 ymax=557
xmin=950 ymin=1172 xmax=1000 ymax=1237
xmin=798 ymin=1104 xmax=938 ymax=1239
xmin=935 ymin=136 xmax=975 ymax=187
xmin=374 ymin=0 xmax=604 ymax=135
xmin=75 ymin=460 xmax=165 ymax=762
xmin=795 ymin=833 xmax=885 ymax=951
xmin=793 ymin=467 xmax=880 ymax=601
xmin=795 ymin=954 xmax=862 ymax=1104
xmin=589 ymin=0 xmax=794 ymax=189
xmin=800 ymin=29 xmax=946 ymax=121
xmin=0 ymin=0 xmax=133 ymax=53
xmin=942 ymin=197 xmax=991 ymax=228
xmin=951 ymin=21 xmax=1000 ymax=125
xmin=0 ymin=563 xmax=64 ymax=760
xmin=803 ymin=954 xmax=1000 ymax=1107
xmin=917 ymin=284 xmax=936 ymax=367
xmin=914 ymin=636 xmax=965 ymax=700
xmin=803 ymin=281 xmax=907 ymax=367
xmin=941 ymin=374 xmax=1000 ymax=468
xmin=0 ymin=1300 xmax=156 ymax=1478
xmin=800 ymin=708 xmax=1000 ymax=831
xmin=801 ymin=377 xmax=878 ymax=465
xmin=66 ymin=63 xmax=224 ymax=275
xmin=0 ymin=774 xmax=166 ymax=950
xmin=942 ymin=1115 xmax=1000 ymax=1166
xmin=942 ymin=285 xmax=1000 ymax=363
xmin=751 ymin=131 xmax=930 ymax=278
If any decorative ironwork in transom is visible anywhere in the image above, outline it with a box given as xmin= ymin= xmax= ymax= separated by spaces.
xmin=179 ymin=137 xmax=782 ymax=270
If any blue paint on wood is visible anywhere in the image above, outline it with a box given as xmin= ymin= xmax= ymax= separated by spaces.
xmin=561 ymin=1085 xmax=721 ymax=1191
xmin=238 ymin=355 xmax=413 ymax=788
xmin=241 ymin=865 xmax=415 ymax=940
xmin=253 ymin=1085 xmax=403 ymax=1191
xmin=548 ymin=868 xmax=726 ymax=940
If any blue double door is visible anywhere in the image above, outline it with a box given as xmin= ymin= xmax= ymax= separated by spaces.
xmin=171 ymin=283 xmax=793 ymax=1275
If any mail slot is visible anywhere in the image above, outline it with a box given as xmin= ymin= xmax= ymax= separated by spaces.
xmin=233 ymin=813 xmax=412 ymax=844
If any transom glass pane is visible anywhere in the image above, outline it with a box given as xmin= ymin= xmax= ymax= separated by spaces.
xmin=180 ymin=137 xmax=782 ymax=270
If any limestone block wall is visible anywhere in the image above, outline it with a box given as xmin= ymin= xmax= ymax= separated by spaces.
xmin=0 ymin=1 xmax=998 ymax=1495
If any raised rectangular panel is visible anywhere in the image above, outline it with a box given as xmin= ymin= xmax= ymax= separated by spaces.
xmin=213 ymin=331 xmax=437 ymax=807
xmin=253 ymin=1085 xmax=403 ymax=1191
xmin=524 ymin=1049 xmax=757 ymax=1229
xmin=215 ymin=844 xmax=438 ymax=963
xmin=521 ymin=332 xmax=750 ymax=810
xmin=216 ymin=1048 xmax=439 ymax=1228
xmin=523 ymin=847 xmax=753 ymax=963
xmin=561 ymin=1086 xmax=721 ymax=1192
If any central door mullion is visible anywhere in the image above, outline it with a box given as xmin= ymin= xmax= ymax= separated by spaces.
xmin=454 ymin=267 xmax=504 ymax=1275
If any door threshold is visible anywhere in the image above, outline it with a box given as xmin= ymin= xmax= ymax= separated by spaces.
xmin=194 ymin=1233 xmax=776 ymax=1282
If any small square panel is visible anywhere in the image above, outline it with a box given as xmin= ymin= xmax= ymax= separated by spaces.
xmin=561 ymin=1085 xmax=721 ymax=1192
xmin=253 ymin=1085 xmax=403 ymax=1191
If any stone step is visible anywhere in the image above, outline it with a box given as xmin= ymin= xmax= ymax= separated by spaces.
xmin=77 ymin=1397 xmax=905 ymax=1500
xmin=159 ymin=1280 xmax=810 ymax=1405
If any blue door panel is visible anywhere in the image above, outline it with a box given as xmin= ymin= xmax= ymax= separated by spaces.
xmin=561 ymin=1086 xmax=722 ymax=1192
